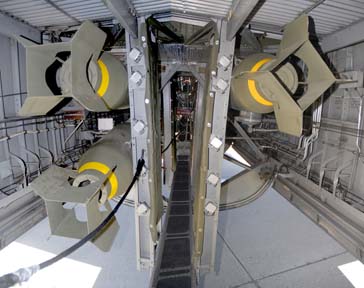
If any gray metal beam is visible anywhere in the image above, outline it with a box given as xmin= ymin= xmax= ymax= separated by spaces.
xmin=161 ymin=64 xmax=204 ymax=90
xmin=231 ymin=119 xmax=266 ymax=161
xmin=274 ymin=173 xmax=364 ymax=264
xmin=226 ymin=0 xmax=260 ymax=41
xmin=199 ymin=20 xmax=236 ymax=271
xmin=299 ymin=0 xmax=326 ymax=15
xmin=249 ymin=21 xmax=283 ymax=35
xmin=185 ymin=21 xmax=216 ymax=45
xmin=44 ymin=0 xmax=80 ymax=25
xmin=0 ymin=188 xmax=46 ymax=250
xmin=104 ymin=0 xmax=138 ymax=39
xmin=321 ymin=19 xmax=364 ymax=53
xmin=0 ymin=11 xmax=40 ymax=42
xmin=155 ymin=12 xmax=208 ymax=27
xmin=126 ymin=18 xmax=163 ymax=270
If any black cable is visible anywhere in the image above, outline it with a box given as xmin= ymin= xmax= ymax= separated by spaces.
xmin=161 ymin=137 xmax=175 ymax=154
xmin=162 ymin=129 xmax=190 ymax=154
xmin=0 ymin=157 xmax=145 ymax=288
xmin=161 ymin=131 xmax=183 ymax=154
xmin=40 ymin=157 xmax=144 ymax=269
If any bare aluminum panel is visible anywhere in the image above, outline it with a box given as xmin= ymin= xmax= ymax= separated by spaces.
xmin=0 ymin=0 xmax=113 ymax=28
xmin=250 ymin=0 xmax=364 ymax=35
xmin=131 ymin=0 xmax=233 ymax=19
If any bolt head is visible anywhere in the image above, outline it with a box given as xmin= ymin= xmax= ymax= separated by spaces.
xmin=218 ymin=55 xmax=231 ymax=69
xmin=216 ymin=78 xmax=229 ymax=92
xmin=207 ymin=173 xmax=219 ymax=186
xmin=129 ymin=48 xmax=142 ymax=63
xmin=137 ymin=202 xmax=149 ymax=215
xmin=210 ymin=136 xmax=223 ymax=150
xmin=133 ymin=120 xmax=146 ymax=134
xmin=130 ymin=71 xmax=143 ymax=86
xmin=205 ymin=202 xmax=217 ymax=216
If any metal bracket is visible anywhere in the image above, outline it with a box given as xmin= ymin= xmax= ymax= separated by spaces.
xmin=126 ymin=18 xmax=163 ymax=270
xmin=22 ymin=147 xmax=41 ymax=176
xmin=306 ymin=150 xmax=323 ymax=179
xmin=9 ymin=152 xmax=27 ymax=188
xmin=39 ymin=145 xmax=54 ymax=166
xmin=195 ymin=20 xmax=236 ymax=271
xmin=319 ymin=153 xmax=342 ymax=189
xmin=333 ymin=160 xmax=354 ymax=198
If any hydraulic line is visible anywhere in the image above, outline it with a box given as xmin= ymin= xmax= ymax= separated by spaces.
xmin=0 ymin=156 xmax=145 ymax=288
